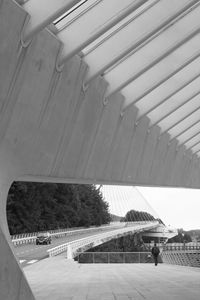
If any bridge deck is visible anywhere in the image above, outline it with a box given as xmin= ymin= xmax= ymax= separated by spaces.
xmin=24 ymin=256 xmax=200 ymax=300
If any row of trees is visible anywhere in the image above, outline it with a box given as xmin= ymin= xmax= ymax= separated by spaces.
xmin=121 ymin=209 xmax=164 ymax=225
xmin=121 ymin=209 xmax=157 ymax=222
xmin=7 ymin=182 xmax=111 ymax=235
xmin=168 ymin=228 xmax=192 ymax=243
xmin=6 ymin=181 xmax=164 ymax=241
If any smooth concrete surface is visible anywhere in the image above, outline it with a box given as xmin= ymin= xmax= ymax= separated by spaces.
xmin=1 ymin=0 xmax=200 ymax=188
xmin=0 ymin=218 xmax=35 ymax=300
xmin=25 ymin=256 xmax=200 ymax=300
xmin=0 ymin=176 xmax=35 ymax=299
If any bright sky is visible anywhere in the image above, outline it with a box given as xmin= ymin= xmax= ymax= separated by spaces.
xmin=138 ymin=186 xmax=200 ymax=231
xmin=101 ymin=185 xmax=200 ymax=231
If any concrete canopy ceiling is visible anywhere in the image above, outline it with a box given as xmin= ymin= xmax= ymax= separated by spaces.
xmin=0 ymin=0 xmax=198 ymax=188
xmin=21 ymin=0 xmax=200 ymax=157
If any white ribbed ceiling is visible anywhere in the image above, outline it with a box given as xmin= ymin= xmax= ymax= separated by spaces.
xmin=22 ymin=0 xmax=200 ymax=156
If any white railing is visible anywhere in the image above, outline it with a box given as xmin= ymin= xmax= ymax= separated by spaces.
xmin=11 ymin=222 xmax=124 ymax=246
xmin=11 ymin=221 xmax=159 ymax=247
xmin=163 ymin=242 xmax=200 ymax=251
xmin=10 ymin=221 xmax=154 ymax=241
xmin=47 ymin=221 xmax=159 ymax=258
xmin=11 ymin=222 xmax=120 ymax=239
xmin=12 ymin=236 xmax=37 ymax=246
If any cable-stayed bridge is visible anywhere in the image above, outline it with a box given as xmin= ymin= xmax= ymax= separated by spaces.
xmin=13 ymin=221 xmax=176 ymax=264
xmin=12 ymin=186 xmax=177 ymax=264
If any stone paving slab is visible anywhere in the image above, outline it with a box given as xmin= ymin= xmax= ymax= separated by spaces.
xmin=24 ymin=256 xmax=200 ymax=300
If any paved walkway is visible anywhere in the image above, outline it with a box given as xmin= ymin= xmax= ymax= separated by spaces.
xmin=24 ymin=256 xmax=200 ymax=300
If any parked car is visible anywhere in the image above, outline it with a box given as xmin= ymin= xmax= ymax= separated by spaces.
xmin=36 ymin=232 xmax=51 ymax=245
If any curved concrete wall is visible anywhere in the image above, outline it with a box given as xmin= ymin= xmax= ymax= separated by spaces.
xmin=1 ymin=1 xmax=200 ymax=298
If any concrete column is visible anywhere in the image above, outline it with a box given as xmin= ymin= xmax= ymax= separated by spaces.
xmin=0 ymin=139 xmax=35 ymax=299
xmin=0 ymin=177 xmax=35 ymax=299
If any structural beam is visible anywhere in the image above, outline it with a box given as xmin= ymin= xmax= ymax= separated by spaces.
xmin=187 ymin=139 xmax=200 ymax=150
xmin=104 ymin=27 xmax=200 ymax=99
xmin=193 ymin=148 xmax=200 ymax=155
xmin=122 ymin=51 xmax=200 ymax=113
xmin=84 ymin=0 xmax=200 ymax=84
xmin=142 ymin=87 xmax=200 ymax=125
xmin=178 ymin=131 xmax=200 ymax=146
xmin=171 ymin=119 xmax=200 ymax=141
xmin=160 ymin=106 xmax=200 ymax=135
xmin=22 ymin=0 xmax=82 ymax=42
xmin=57 ymin=0 xmax=148 ymax=65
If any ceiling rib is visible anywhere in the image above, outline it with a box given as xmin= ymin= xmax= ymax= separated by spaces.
xmin=122 ymin=51 xmax=200 ymax=114
xmin=159 ymin=106 xmax=200 ymax=135
xmin=104 ymin=0 xmax=200 ymax=76
xmin=82 ymin=0 xmax=159 ymax=57
xmin=179 ymin=131 xmax=200 ymax=145
xmin=104 ymin=27 xmax=200 ymax=100
xmin=57 ymin=0 xmax=148 ymax=65
xmin=187 ymin=140 xmax=200 ymax=151
xmin=171 ymin=119 xmax=200 ymax=141
xmin=143 ymin=87 xmax=200 ymax=126
xmin=84 ymin=0 xmax=199 ymax=85
xmin=56 ymin=0 xmax=102 ymax=30
xmin=20 ymin=0 xmax=200 ymax=158
xmin=193 ymin=148 xmax=200 ymax=155
xmin=22 ymin=0 xmax=81 ymax=43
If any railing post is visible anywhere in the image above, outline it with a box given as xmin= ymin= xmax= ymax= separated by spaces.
xmin=67 ymin=245 xmax=73 ymax=260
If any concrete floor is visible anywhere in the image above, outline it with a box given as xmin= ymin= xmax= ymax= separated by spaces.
xmin=24 ymin=256 xmax=200 ymax=300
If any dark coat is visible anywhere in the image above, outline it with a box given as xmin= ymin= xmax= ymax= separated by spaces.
xmin=151 ymin=246 xmax=160 ymax=256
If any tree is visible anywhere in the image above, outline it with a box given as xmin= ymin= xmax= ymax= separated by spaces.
xmin=124 ymin=209 xmax=156 ymax=222
xmin=168 ymin=229 xmax=192 ymax=243
xmin=7 ymin=182 xmax=111 ymax=234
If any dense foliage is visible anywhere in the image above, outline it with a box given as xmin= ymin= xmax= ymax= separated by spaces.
xmin=168 ymin=228 xmax=192 ymax=243
xmin=7 ymin=182 xmax=111 ymax=235
xmin=110 ymin=213 xmax=122 ymax=222
xmin=187 ymin=229 xmax=200 ymax=242
xmin=121 ymin=209 xmax=156 ymax=222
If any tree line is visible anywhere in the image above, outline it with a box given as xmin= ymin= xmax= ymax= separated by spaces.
xmin=121 ymin=209 xmax=158 ymax=223
xmin=7 ymin=182 xmax=111 ymax=235
xmin=168 ymin=228 xmax=192 ymax=243
xmin=6 ymin=181 xmax=164 ymax=238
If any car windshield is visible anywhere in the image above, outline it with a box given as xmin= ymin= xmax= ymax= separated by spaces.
xmin=37 ymin=234 xmax=48 ymax=238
